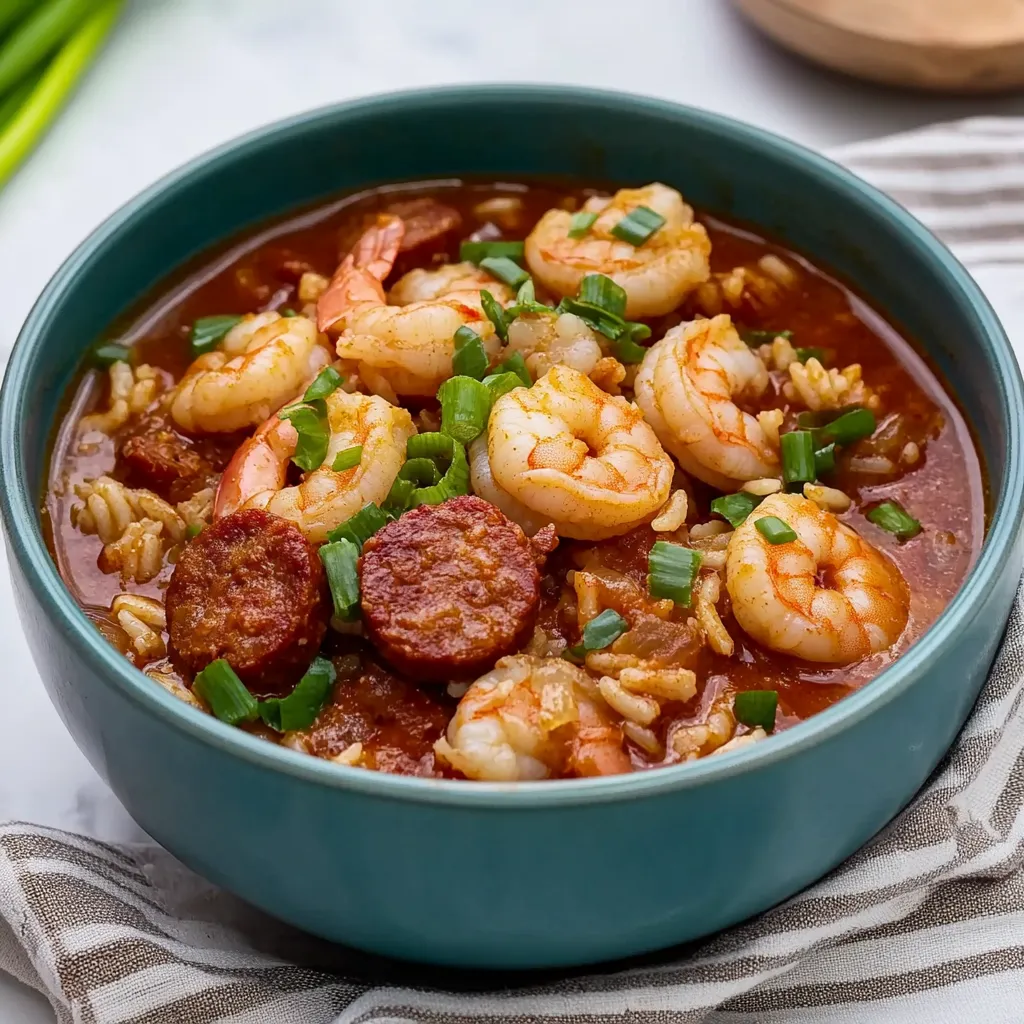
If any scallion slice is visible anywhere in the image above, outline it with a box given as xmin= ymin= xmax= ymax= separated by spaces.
xmin=866 ymin=500 xmax=921 ymax=540
xmin=710 ymin=491 xmax=762 ymax=528
xmin=90 ymin=342 xmax=132 ymax=368
xmin=482 ymin=371 xmax=525 ymax=402
xmin=755 ymin=516 xmax=797 ymax=544
xmin=186 ymin=523 xmax=203 ymax=539
xmin=407 ymin=431 xmax=456 ymax=461
xmin=190 ymin=314 xmax=243 ymax=357
xmin=567 ymin=211 xmax=598 ymax=239
xmin=734 ymin=690 xmax=778 ymax=732
xmin=818 ymin=407 xmax=876 ymax=446
xmin=493 ymin=351 xmax=532 ymax=388
xmin=479 ymin=255 xmax=530 ymax=290
xmin=741 ymin=329 xmax=792 ymax=346
xmin=383 ymin=477 xmax=417 ymax=516
xmin=452 ymin=326 xmax=490 ymax=380
xmin=319 ymin=538 xmax=361 ymax=621
xmin=648 ymin=541 xmax=702 ymax=607
xmin=480 ymin=289 xmax=509 ymax=342
xmin=460 ymin=240 xmax=525 ymax=264
xmin=279 ymin=401 xmax=329 ymax=472
xmin=304 ymin=366 xmax=345 ymax=401
xmin=410 ymin=439 xmax=470 ymax=507
xmin=326 ymin=502 xmax=387 ymax=547
xmin=438 ymin=376 xmax=493 ymax=445
xmin=578 ymin=273 xmax=627 ymax=319
xmin=610 ymin=205 xmax=665 ymax=246
xmin=563 ymin=608 xmax=629 ymax=661
xmin=192 ymin=659 xmax=258 ymax=726
xmin=612 ymin=335 xmax=648 ymax=364
xmin=794 ymin=346 xmax=828 ymax=365
xmin=505 ymin=277 xmax=554 ymax=319
xmin=331 ymin=445 xmax=363 ymax=472
xmin=781 ymin=430 xmax=816 ymax=488
xmin=814 ymin=442 xmax=836 ymax=477
xmin=280 ymin=307 xmax=297 ymax=317
xmin=398 ymin=457 xmax=442 ymax=487
xmin=258 ymin=656 xmax=336 ymax=733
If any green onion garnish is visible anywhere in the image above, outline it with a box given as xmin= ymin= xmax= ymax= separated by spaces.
xmin=492 ymin=351 xmax=532 ymax=388
xmin=734 ymin=690 xmax=778 ymax=732
xmin=383 ymin=477 xmax=417 ymax=516
xmin=280 ymin=307 xmax=297 ymax=317
xmin=578 ymin=273 xmax=627 ymax=319
xmin=794 ymin=346 xmax=827 ymax=365
xmin=610 ymin=205 xmax=666 ymax=247
xmin=755 ymin=516 xmax=797 ymax=544
xmin=482 ymin=371 xmax=525 ymax=402
xmin=567 ymin=211 xmax=598 ymax=239
xmin=90 ymin=342 xmax=132 ymax=368
xmin=741 ymin=329 xmax=793 ymax=347
xmin=189 ymin=314 xmax=243 ymax=357
xmin=406 ymin=434 xmax=470 ymax=507
xmin=505 ymin=277 xmax=554 ymax=319
xmin=279 ymin=401 xmax=329 ymax=472
xmin=612 ymin=335 xmax=649 ymax=364
xmin=407 ymin=431 xmax=457 ymax=460
xmin=192 ymin=659 xmax=258 ymax=726
xmin=818 ymin=407 xmax=876 ymax=447
xmin=563 ymin=608 xmax=629 ymax=661
xmin=452 ymin=326 xmax=490 ymax=380
xmin=460 ymin=240 xmax=525 ymax=265
xmin=186 ymin=523 xmax=203 ymax=539
xmin=319 ymin=538 xmax=361 ymax=621
xmin=331 ymin=445 xmax=363 ymax=472
xmin=258 ymin=656 xmax=336 ymax=733
xmin=781 ymin=430 xmax=816 ymax=488
xmin=710 ymin=492 xmax=762 ymax=528
xmin=479 ymin=255 xmax=530 ymax=290
xmin=326 ymin=502 xmax=387 ymax=547
xmin=304 ymin=366 xmax=345 ymax=401
xmin=648 ymin=541 xmax=702 ymax=608
xmin=813 ymin=442 xmax=836 ymax=477
xmin=480 ymin=289 xmax=509 ymax=342
xmin=438 ymin=376 xmax=493 ymax=445
xmin=866 ymin=500 xmax=921 ymax=540
xmin=398 ymin=458 xmax=442 ymax=487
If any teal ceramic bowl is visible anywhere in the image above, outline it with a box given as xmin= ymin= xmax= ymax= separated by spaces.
xmin=2 ymin=86 xmax=1022 ymax=969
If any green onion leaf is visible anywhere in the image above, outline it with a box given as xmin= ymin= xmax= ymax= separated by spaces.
xmin=866 ymin=500 xmax=921 ymax=540
xmin=734 ymin=690 xmax=778 ymax=732
xmin=326 ymin=502 xmax=387 ymax=547
xmin=741 ymin=329 xmax=793 ymax=346
xmin=383 ymin=477 xmax=417 ymax=516
xmin=438 ymin=376 xmax=493 ymax=445
xmin=90 ymin=342 xmax=131 ymax=368
xmin=794 ymin=346 xmax=828 ymax=365
xmin=567 ymin=211 xmax=598 ymax=239
xmin=407 ymin=432 xmax=456 ymax=460
xmin=480 ymin=289 xmax=509 ymax=342
xmin=710 ymin=492 xmax=762 ymax=528
xmin=578 ymin=274 xmax=627 ymax=319
xmin=279 ymin=401 xmax=329 ymax=472
xmin=460 ymin=240 xmax=525 ymax=265
xmin=648 ymin=541 xmax=702 ymax=608
xmin=398 ymin=457 xmax=442 ymax=487
xmin=479 ymin=255 xmax=530 ymax=290
xmin=280 ymin=307 xmax=297 ymax=317
xmin=814 ymin=442 xmax=836 ymax=477
xmin=505 ymin=278 xmax=555 ymax=320
xmin=331 ymin=445 xmax=363 ymax=472
xmin=781 ymin=430 xmax=816 ymax=488
xmin=563 ymin=608 xmax=629 ymax=661
xmin=452 ymin=326 xmax=490 ymax=380
xmin=755 ymin=516 xmax=798 ymax=544
xmin=258 ymin=656 xmax=336 ymax=733
xmin=610 ymin=205 xmax=666 ymax=247
xmin=818 ymin=407 xmax=876 ymax=447
xmin=482 ymin=371 xmax=525 ymax=402
xmin=192 ymin=659 xmax=258 ymax=726
xmin=186 ymin=523 xmax=203 ymax=539
xmin=612 ymin=335 xmax=648 ymax=364
xmin=303 ymin=366 xmax=344 ymax=401
xmin=190 ymin=314 xmax=243 ymax=357
xmin=409 ymin=436 xmax=471 ymax=507
xmin=319 ymin=538 xmax=361 ymax=621
xmin=492 ymin=351 xmax=532 ymax=388
xmin=628 ymin=321 xmax=652 ymax=342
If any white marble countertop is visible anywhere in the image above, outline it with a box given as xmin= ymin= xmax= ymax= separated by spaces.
xmin=2 ymin=1 xmax=1023 ymax=1017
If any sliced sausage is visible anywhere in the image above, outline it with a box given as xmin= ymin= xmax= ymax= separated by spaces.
xmin=386 ymin=198 xmax=463 ymax=278
xmin=360 ymin=495 xmax=541 ymax=681
xmin=120 ymin=416 xmax=213 ymax=503
xmin=166 ymin=508 xmax=330 ymax=696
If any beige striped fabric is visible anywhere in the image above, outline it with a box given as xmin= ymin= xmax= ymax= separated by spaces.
xmin=3 ymin=117 xmax=1024 ymax=1023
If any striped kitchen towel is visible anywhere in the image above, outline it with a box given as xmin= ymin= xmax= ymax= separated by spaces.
xmin=2 ymin=116 xmax=1024 ymax=1024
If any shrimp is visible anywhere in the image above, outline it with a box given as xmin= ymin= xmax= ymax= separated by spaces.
xmin=726 ymin=492 xmax=909 ymax=664
xmin=524 ymin=182 xmax=711 ymax=318
xmin=504 ymin=310 xmax=603 ymax=379
xmin=634 ymin=314 xmax=781 ymax=490
xmin=170 ymin=312 xmax=332 ymax=434
xmin=468 ymin=436 xmax=553 ymax=538
xmin=388 ymin=261 xmax=515 ymax=308
xmin=213 ymin=390 xmax=415 ymax=544
xmin=487 ymin=365 xmax=674 ymax=541
xmin=434 ymin=655 xmax=631 ymax=781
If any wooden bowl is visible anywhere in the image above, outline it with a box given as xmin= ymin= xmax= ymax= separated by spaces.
xmin=734 ymin=0 xmax=1024 ymax=93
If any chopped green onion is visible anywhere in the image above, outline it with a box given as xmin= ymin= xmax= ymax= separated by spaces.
xmin=610 ymin=205 xmax=666 ymax=247
xmin=480 ymin=289 xmax=509 ymax=342
xmin=482 ymin=371 xmax=525 ymax=402
xmin=280 ymin=307 xmax=297 ymax=317
xmin=741 ymin=329 xmax=793 ymax=346
xmin=408 ymin=436 xmax=470 ymax=507
xmin=492 ymin=351 xmax=532 ymax=388
xmin=319 ymin=538 xmax=361 ymax=621
xmin=326 ymin=503 xmax=387 ymax=547
xmin=794 ymin=346 xmax=827 ymax=365
xmin=192 ymin=660 xmax=258 ymax=726
xmin=258 ymin=656 xmax=336 ymax=733
xmin=438 ymin=376 xmax=493 ymax=445
xmin=331 ymin=445 xmax=363 ymax=472
xmin=398 ymin=458 xmax=442 ymax=487
xmin=186 ymin=523 xmax=203 ymax=539
xmin=452 ymin=326 xmax=490 ymax=380
xmin=90 ymin=342 xmax=131 ymax=368
xmin=611 ymin=335 xmax=648 ymax=364
xmin=578 ymin=274 xmax=627 ymax=319
xmin=479 ymin=255 xmax=530 ymax=290
xmin=866 ymin=500 xmax=921 ymax=540
xmin=505 ymin=278 xmax=554 ymax=319
xmin=460 ymin=240 xmax=525 ymax=265
xmin=383 ymin=476 xmax=417 ymax=515
xmin=734 ymin=690 xmax=778 ymax=732
xmin=710 ymin=492 xmax=762 ymax=528
xmin=648 ymin=541 xmax=702 ymax=608
xmin=818 ymin=407 xmax=876 ymax=447
xmin=627 ymin=321 xmax=652 ymax=342
xmin=567 ymin=211 xmax=598 ymax=239
xmin=755 ymin=516 xmax=797 ymax=544
xmin=189 ymin=314 xmax=243 ymax=357
xmin=407 ymin=432 xmax=456 ymax=461
xmin=563 ymin=608 xmax=629 ymax=661
xmin=279 ymin=401 xmax=329 ymax=472
xmin=814 ymin=442 xmax=836 ymax=477
xmin=781 ymin=430 xmax=816 ymax=488
xmin=304 ymin=366 xmax=344 ymax=401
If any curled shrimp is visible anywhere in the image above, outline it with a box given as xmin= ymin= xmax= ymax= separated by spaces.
xmin=170 ymin=312 xmax=331 ymax=434
xmin=213 ymin=390 xmax=415 ymax=544
xmin=434 ymin=655 xmax=630 ymax=781
xmin=524 ymin=182 xmax=711 ymax=318
xmin=468 ymin=435 xmax=553 ymax=538
xmin=487 ymin=365 xmax=673 ymax=541
xmin=388 ymin=261 xmax=515 ymax=308
xmin=726 ymin=492 xmax=909 ymax=663
xmin=634 ymin=314 xmax=780 ymax=489
xmin=504 ymin=310 xmax=603 ymax=379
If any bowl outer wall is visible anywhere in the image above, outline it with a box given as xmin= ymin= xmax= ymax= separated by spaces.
xmin=2 ymin=86 xmax=1022 ymax=968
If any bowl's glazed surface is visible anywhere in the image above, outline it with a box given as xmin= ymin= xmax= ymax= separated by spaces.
xmin=2 ymin=86 xmax=1022 ymax=968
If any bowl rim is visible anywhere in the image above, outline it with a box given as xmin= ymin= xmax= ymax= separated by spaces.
xmin=3 ymin=83 xmax=1022 ymax=809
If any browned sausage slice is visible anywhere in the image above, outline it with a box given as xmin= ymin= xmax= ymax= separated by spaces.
xmin=360 ymin=495 xmax=541 ymax=681
xmin=120 ymin=417 xmax=213 ymax=503
xmin=166 ymin=509 xmax=330 ymax=696
xmin=386 ymin=198 xmax=463 ymax=278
